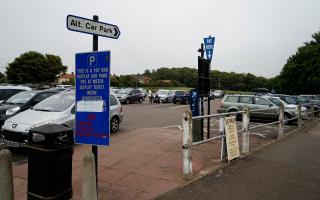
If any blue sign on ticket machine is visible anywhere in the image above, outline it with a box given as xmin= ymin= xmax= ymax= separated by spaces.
xmin=75 ymin=51 xmax=110 ymax=146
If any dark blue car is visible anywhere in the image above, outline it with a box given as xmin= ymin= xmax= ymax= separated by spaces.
xmin=173 ymin=90 xmax=190 ymax=104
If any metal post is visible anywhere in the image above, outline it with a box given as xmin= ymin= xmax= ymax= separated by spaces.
xmin=207 ymin=98 xmax=210 ymax=139
xmin=92 ymin=14 xmax=99 ymax=185
xmin=198 ymin=43 xmax=205 ymax=141
xmin=298 ymin=103 xmax=302 ymax=129
xmin=200 ymin=98 xmax=204 ymax=140
xmin=182 ymin=110 xmax=193 ymax=179
xmin=278 ymin=103 xmax=284 ymax=139
xmin=242 ymin=107 xmax=250 ymax=154
xmin=311 ymin=103 xmax=314 ymax=120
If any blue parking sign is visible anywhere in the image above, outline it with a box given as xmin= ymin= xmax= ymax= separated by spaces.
xmin=75 ymin=51 xmax=110 ymax=146
xmin=204 ymin=36 xmax=215 ymax=62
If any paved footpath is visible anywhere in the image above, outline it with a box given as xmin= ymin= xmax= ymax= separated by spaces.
xmin=156 ymin=122 xmax=320 ymax=200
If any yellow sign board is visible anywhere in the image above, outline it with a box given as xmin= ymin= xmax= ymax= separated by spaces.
xmin=224 ymin=116 xmax=240 ymax=161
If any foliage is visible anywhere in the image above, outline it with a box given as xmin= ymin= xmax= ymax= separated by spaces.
xmin=6 ymin=51 xmax=67 ymax=84
xmin=0 ymin=72 xmax=6 ymax=83
xmin=278 ymin=32 xmax=320 ymax=94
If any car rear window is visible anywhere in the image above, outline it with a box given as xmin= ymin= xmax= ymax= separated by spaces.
xmin=225 ymin=96 xmax=238 ymax=103
xmin=175 ymin=91 xmax=185 ymax=95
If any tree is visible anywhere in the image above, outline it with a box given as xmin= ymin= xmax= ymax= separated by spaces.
xmin=0 ymin=72 xmax=6 ymax=83
xmin=6 ymin=51 xmax=67 ymax=84
xmin=279 ymin=31 xmax=320 ymax=94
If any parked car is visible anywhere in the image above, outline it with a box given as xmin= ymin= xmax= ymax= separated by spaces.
xmin=116 ymin=88 xmax=143 ymax=104
xmin=0 ymin=85 xmax=32 ymax=103
xmin=218 ymin=95 xmax=298 ymax=122
xmin=137 ymin=88 xmax=148 ymax=99
xmin=0 ymin=90 xmax=57 ymax=127
xmin=155 ymin=89 xmax=174 ymax=103
xmin=300 ymin=95 xmax=320 ymax=104
xmin=0 ymin=91 xmax=124 ymax=148
xmin=109 ymin=92 xmax=124 ymax=133
xmin=262 ymin=95 xmax=307 ymax=112
xmin=173 ymin=90 xmax=190 ymax=104
xmin=1 ymin=91 xmax=75 ymax=147
xmin=253 ymin=88 xmax=270 ymax=96
xmin=212 ymin=90 xmax=224 ymax=98
xmin=271 ymin=94 xmax=319 ymax=112
xmin=295 ymin=96 xmax=320 ymax=110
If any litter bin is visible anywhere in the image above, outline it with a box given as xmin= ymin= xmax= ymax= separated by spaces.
xmin=27 ymin=124 xmax=74 ymax=200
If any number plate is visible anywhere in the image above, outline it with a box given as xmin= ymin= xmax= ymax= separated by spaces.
xmin=4 ymin=140 xmax=20 ymax=148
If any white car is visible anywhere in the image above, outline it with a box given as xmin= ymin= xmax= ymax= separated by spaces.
xmin=1 ymin=91 xmax=75 ymax=147
xmin=1 ymin=91 xmax=123 ymax=147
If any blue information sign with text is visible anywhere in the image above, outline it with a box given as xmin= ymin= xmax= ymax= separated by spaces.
xmin=75 ymin=51 xmax=110 ymax=146
xmin=204 ymin=36 xmax=215 ymax=62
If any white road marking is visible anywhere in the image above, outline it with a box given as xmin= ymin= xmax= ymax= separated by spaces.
xmin=250 ymin=132 xmax=267 ymax=138
xmin=163 ymin=125 xmax=182 ymax=130
xmin=170 ymin=105 xmax=188 ymax=110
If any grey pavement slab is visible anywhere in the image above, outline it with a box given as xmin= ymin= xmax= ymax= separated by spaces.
xmin=156 ymin=122 xmax=320 ymax=200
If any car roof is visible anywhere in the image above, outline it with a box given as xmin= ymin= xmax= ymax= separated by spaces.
xmin=0 ymin=85 xmax=32 ymax=90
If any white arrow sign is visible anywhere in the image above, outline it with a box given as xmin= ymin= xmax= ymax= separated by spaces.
xmin=67 ymin=15 xmax=120 ymax=39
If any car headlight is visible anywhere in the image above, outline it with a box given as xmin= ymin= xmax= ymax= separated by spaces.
xmin=6 ymin=107 xmax=20 ymax=116
xmin=29 ymin=121 xmax=55 ymax=131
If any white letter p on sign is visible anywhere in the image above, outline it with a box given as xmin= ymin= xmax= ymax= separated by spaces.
xmin=87 ymin=55 xmax=97 ymax=67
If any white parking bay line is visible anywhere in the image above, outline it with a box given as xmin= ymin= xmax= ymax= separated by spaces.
xmin=163 ymin=125 xmax=182 ymax=130
xmin=250 ymin=132 xmax=267 ymax=138
xmin=170 ymin=105 xmax=188 ymax=110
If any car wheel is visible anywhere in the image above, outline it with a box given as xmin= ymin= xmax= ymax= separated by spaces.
xmin=173 ymin=101 xmax=176 ymax=104
xmin=138 ymin=98 xmax=142 ymax=103
xmin=126 ymin=98 xmax=130 ymax=104
xmin=110 ymin=117 xmax=120 ymax=133
xmin=165 ymin=98 xmax=168 ymax=103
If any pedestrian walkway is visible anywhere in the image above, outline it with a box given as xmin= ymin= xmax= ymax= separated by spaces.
xmin=156 ymin=122 xmax=320 ymax=200
xmin=11 ymin=126 xmax=274 ymax=200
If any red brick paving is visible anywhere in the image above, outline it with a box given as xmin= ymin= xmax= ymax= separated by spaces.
xmin=12 ymin=127 xmax=274 ymax=199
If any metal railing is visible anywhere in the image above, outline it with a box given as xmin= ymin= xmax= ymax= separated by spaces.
xmin=182 ymin=103 xmax=319 ymax=179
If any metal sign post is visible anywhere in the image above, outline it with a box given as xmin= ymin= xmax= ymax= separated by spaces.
xmin=68 ymin=14 xmax=120 ymax=192
xmin=203 ymin=36 xmax=215 ymax=139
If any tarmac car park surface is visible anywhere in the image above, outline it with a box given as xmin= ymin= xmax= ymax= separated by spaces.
xmin=1 ymin=97 xmax=298 ymax=164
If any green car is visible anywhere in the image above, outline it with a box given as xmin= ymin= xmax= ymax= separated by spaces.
xmin=218 ymin=95 xmax=298 ymax=121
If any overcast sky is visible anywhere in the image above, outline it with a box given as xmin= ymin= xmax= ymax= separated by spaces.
xmin=1 ymin=0 xmax=319 ymax=78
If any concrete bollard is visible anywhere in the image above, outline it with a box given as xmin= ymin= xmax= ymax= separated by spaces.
xmin=242 ymin=107 xmax=250 ymax=154
xmin=82 ymin=153 xmax=97 ymax=200
xmin=0 ymin=149 xmax=14 ymax=200
xmin=182 ymin=110 xmax=193 ymax=180
xmin=278 ymin=103 xmax=284 ymax=139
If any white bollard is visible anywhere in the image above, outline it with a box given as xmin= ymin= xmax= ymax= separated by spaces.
xmin=0 ymin=149 xmax=14 ymax=200
xmin=82 ymin=153 xmax=97 ymax=200
xmin=242 ymin=107 xmax=250 ymax=154
xmin=278 ymin=103 xmax=284 ymax=139
xmin=297 ymin=104 xmax=302 ymax=129
xmin=182 ymin=110 xmax=193 ymax=180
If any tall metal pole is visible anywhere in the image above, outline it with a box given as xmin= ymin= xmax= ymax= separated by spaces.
xmin=92 ymin=15 xmax=99 ymax=185
xmin=198 ymin=43 xmax=204 ymax=140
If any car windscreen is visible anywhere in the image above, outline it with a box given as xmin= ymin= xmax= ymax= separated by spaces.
xmin=157 ymin=90 xmax=169 ymax=95
xmin=284 ymin=97 xmax=297 ymax=104
xmin=0 ymin=89 xmax=24 ymax=101
xmin=5 ymin=91 xmax=37 ymax=104
xmin=33 ymin=93 xmax=74 ymax=112
xmin=117 ymin=88 xmax=131 ymax=94
xmin=268 ymin=98 xmax=283 ymax=106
